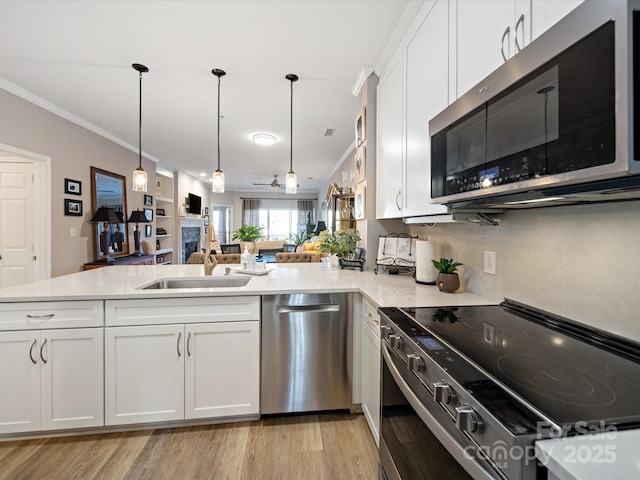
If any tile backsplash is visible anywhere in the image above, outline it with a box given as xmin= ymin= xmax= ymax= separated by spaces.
xmin=408 ymin=201 xmax=640 ymax=342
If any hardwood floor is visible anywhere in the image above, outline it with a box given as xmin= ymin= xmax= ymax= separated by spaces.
xmin=0 ymin=413 xmax=379 ymax=480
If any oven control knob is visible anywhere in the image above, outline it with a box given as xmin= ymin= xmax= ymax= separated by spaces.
xmin=432 ymin=381 xmax=455 ymax=404
xmin=407 ymin=354 xmax=425 ymax=372
xmin=380 ymin=325 xmax=393 ymax=339
xmin=455 ymin=404 xmax=481 ymax=433
xmin=390 ymin=334 xmax=404 ymax=350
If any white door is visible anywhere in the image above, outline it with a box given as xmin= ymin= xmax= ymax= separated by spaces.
xmin=0 ymin=330 xmax=40 ymax=434
xmin=0 ymin=161 xmax=34 ymax=288
xmin=105 ymin=325 xmax=185 ymax=425
xmin=185 ymin=321 xmax=260 ymax=419
xmin=40 ymin=328 xmax=104 ymax=430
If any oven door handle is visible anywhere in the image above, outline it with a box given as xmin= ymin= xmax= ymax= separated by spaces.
xmin=382 ymin=345 xmax=495 ymax=480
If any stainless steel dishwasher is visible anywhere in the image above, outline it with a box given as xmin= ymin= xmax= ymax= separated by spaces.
xmin=261 ymin=293 xmax=352 ymax=414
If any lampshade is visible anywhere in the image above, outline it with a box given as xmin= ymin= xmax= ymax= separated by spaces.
xmin=90 ymin=206 xmax=122 ymax=224
xmin=285 ymin=73 xmax=299 ymax=194
xmin=127 ymin=209 xmax=149 ymax=223
xmin=212 ymin=68 xmax=226 ymax=193
xmin=132 ymin=63 xmax=149 ymax=193
xmin=313 ymin=221 xmax=327 ymax=235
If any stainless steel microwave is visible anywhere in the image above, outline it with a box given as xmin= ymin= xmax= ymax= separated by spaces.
xmin=430 ymin=0 xmax=640 ymax=209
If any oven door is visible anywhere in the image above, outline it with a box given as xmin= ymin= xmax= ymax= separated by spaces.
xmin=380 ymin=345 xmax=495 ymax=480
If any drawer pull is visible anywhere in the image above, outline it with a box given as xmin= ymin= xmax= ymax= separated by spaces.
xmin=26 ymin=313 xmax=55 ymax=320
xmin=40 ymin=338 xmax=48 ymax=364
xmin=29 ymin=339 xmax=37 ymax=364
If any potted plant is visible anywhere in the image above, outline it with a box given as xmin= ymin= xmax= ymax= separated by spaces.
xmin=231 ymin=225 xmax=264 ymax=253
xmin=289 ymin=230 xmax=310 ymax=252
xmin=318 ymin=228 xmax=361 ymax=266
xmin=432 ymin=258 xmax=463 ymax=293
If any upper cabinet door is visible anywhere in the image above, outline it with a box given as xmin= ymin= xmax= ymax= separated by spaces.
xmin=376 ymin=52 xmax=404 ymax=219
xmin=454 ymin=0 xmax=517 ymax=97
xmin=531 ymin=0 xmax=583 ymax=40
xmin=404 ymin=0 xmax=450 ymax=217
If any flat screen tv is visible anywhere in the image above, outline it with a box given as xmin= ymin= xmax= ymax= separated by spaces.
xmin=187 ymin=193 xmax=202 ymax=215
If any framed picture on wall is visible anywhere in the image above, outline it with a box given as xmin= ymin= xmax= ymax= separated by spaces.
xmin=355 ymin=105 xmax=366 ymax=147
xmin=144 ymin=208 xmax=153 ymax=222
xmin=354 ymin=145 xmax=366 ymax=184
xmin=355 ymin=182 xmax=366 ymax=220
xmin=64 ymin=199 xmax=83 ymax=216
xmin=145 ymin=224 xmax=152 ymax=237
xmin=64 ymin=178 xmax=82 ymax=196
xmin=144 ymin=194 xmax=153 ymax=206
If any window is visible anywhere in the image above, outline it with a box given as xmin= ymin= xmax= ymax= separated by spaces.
xmin=242 ymin=198 xmax=316 ymax=241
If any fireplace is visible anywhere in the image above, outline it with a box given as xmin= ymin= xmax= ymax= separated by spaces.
xmin=180 ymin=218 xmax=204 ymax=264
xmin=184 ymin=240 xmax=198 ymax=263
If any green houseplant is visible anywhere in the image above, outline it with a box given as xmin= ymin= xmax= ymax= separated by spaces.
xmin=318 ymin=228 xmax=361 ymax=258
xmin=289 ymin=230 xmax=310 ymax=248
xmin=231 ymin=225 xmax=264 ymax=242
xmin=432 ymin=258 xmax=463 ymax=293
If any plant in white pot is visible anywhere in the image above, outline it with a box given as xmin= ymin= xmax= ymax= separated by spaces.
xmin=432 ymin=258 xmax=463 ymax=293
xmin=318 ymin=228 xmax=361 ymax=266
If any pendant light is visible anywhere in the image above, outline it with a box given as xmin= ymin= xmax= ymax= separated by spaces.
xmin=132 ymin=63 xmax=149 ymax=192
xmin=212 ymin=68 xmax=227 ymax=193
xmin=285 ymin=73 xmax=299 ymax=194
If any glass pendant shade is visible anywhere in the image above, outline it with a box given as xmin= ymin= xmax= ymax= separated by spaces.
xmin=212 ymin=169 xmax=225 ymax=193
xmin=285 ymin=172 xmax=297 ymax=194
xmin=133 ymin=167 xmax=147 ymax=192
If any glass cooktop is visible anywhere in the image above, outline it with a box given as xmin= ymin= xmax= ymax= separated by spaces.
xmin=383 ymin=302 xmax=640 ymax=430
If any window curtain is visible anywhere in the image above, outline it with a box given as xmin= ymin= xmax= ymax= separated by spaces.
xmin=297 ymin=199 xmax=315 ymax=234
xmin=242 ymin=198 xmax=260 ymax=225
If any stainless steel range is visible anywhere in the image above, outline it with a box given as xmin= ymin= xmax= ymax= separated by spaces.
xmin=378 ymin=300 xmax=640 ymax=480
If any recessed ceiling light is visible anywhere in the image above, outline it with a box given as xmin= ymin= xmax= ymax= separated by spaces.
xmin=199 ymin=172 xmax=207 ymax=177
xmin=252 ymin=133 xmax=277 ymax=146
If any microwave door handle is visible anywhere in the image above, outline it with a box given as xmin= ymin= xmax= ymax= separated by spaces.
xmin=501 ymin=26 xmax=510 ymax=62
xmin=514 ymin=14 xmax=525 ymax=52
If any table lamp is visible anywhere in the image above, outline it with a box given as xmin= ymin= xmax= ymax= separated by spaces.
xmin=127 ymin=209 xmax=150 ymax=256
xmin=90 ymin=206 xmax=122 ymax=261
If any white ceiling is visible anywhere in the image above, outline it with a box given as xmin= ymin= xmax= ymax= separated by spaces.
xmin=0 ymin=0 xmax=409 ymax=193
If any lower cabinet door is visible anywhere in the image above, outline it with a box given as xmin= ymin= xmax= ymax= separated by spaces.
xmin=40 ymin=328 xmax=104 ymax=430
xmin=362 ymin=320 xmax=381 ymax=445
xmin=185 ymin=321 xmax=260 ymax=419
xmin=105 ymin=325 xmax=185 ymax=425
xmin=0 ymin=331 xmax=40 ymax=434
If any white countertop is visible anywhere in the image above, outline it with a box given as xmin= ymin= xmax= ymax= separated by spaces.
xmin=536 ymin=430 xmax=640 ymax=480
xmin=0 ymin=263 xmax=498 ymax=308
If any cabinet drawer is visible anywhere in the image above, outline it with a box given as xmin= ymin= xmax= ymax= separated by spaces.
xmin=0 ymin=301 xmax=104 ymax=331
xmin=105 ymin=296 xmax=260 ymax=326
xmin=363 ymin=299 xmax=381 ymax=336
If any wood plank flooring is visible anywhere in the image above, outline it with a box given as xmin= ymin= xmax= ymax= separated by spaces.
xmin=0 ymin=413 xmax=379 ymax=480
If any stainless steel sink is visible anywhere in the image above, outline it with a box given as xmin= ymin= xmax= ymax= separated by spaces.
xmin=138 ymin=276 xmax=251 ymax=290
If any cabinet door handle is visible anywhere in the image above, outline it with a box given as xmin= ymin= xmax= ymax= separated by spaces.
xmin=501 ymin=26 xmax=510 ymax=62
xmin=395 ymin=190 xmax=402 ymax=211
xmin=29 ymin=339 xmax=37 ymax=365
xmin=177 ymin=332 xmax=182 ymax=357
xmin=187 ymin=332 xmax=192 ymax=357
xmin=40 ymin=338 xmax=48 ymax=364
xmin=514 ymin=14 xmax=525 ymax=52
xmin=26 ymin=313 xmax=55 ymax=319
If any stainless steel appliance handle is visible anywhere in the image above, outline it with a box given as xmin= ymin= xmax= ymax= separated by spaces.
xmin=276 ymin=304 xmax=340 ymax=314
xmin=500 ymin=26 xmax=510 ymax=62
xmin=382 ymin=344 xmax=494 ymax=480
xmin=514 ymin=14 xmax=525 ymax=52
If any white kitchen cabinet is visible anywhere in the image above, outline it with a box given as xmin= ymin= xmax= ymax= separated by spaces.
xmin=376 ymin=51 xmax=404 ymax=219
xmin=361 ymin=299 xmax=381 ymax=445
xmin=0 ymin=328 xmax=103 ymax=434
xmin=185 ymin=321 xmax=259 ymax=419
xmin=403 ymin=0 xmax=450 ymax=218
xmin=531 ymin=0 xmax=583 ymax=40
xmin=104 ymin=297 xmax=260 ymax=426
xmin=105 ymin=324 xmax=184 ymax=426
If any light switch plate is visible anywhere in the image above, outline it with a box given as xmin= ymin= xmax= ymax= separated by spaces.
xmin=484 ymin=251 xmax=496 ymax=275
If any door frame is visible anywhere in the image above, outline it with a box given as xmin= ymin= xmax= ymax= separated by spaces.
xmin=0 ymin=142 xmax=51 ymax=281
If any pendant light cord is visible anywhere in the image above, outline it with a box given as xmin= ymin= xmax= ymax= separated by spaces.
xmin=290 ymin=78 xmax=293 ymax=174
xmin=138 ymin=71 xmax=143 ymax=170
xmin=217 ymin=74 xmax=221 ymax=172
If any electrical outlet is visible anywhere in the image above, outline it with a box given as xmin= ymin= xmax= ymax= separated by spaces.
xmin=484 ymin=251 xmax=496 ymax=275
xmin=70 ymin=227 xmax=77 ymax=238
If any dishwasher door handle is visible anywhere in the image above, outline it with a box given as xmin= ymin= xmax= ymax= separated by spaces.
xmin=276 ymin=304 xmax=340 ymax=314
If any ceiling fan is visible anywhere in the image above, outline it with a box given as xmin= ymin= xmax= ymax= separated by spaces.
xmin=252 ymin=174 xmax=282 ymax=189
